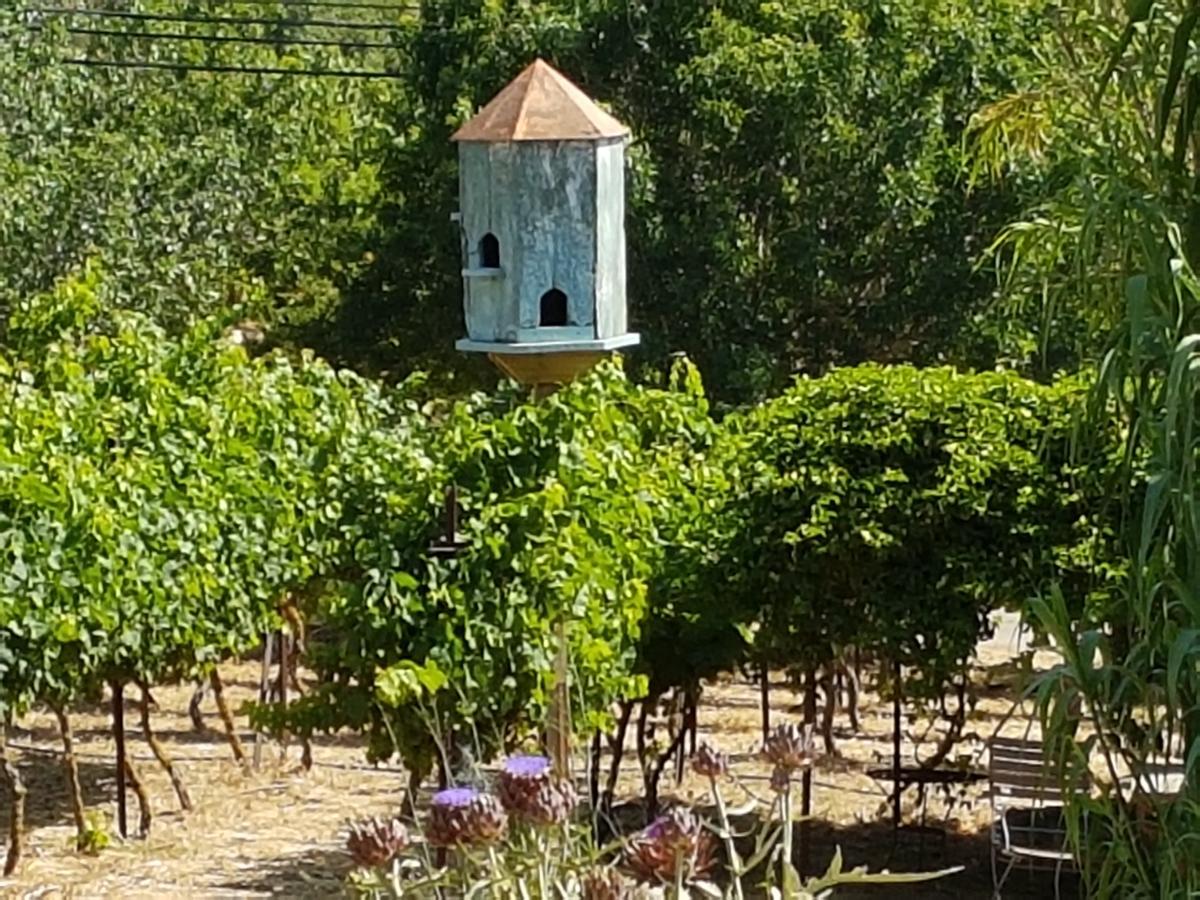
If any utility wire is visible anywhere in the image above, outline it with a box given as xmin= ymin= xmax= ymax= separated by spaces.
xmin=166 ymin=0 xmax=419 ymax=9
xmin=62 ymin=55 xmax=405 ymax=77
xmin=35 ymin=7 xmax=410 ymax=30
xmin=59 ymin=24 xmax=396 ymax=49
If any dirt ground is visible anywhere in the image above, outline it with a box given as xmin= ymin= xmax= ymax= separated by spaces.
xmin=0 ymin=612 xmax=1073 ymax=899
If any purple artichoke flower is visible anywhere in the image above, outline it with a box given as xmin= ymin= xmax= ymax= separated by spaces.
xmin=505 ymin=754 xmax=551 ymax=778
xmin=426 ymin=787 xmax=508 ymax=847
xmin=497 ymin=754 xmax=578 ymax=827
xmin=435 ymin=787 xmax=476 ymax=803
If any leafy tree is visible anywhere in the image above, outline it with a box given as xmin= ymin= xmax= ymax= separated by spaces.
xmin=355 ymin=0 xmax=1055 ymax=400
xmin=0 ymin=262 xmax=435 ymax=861
xmin=284 ymin=359 xmax=715 ymax=776
xmin=0 ymin=3 xmax=399 ymax=350
xmin=703 ymin=365 xmax=1103 ymax=697
xmin=3 ymin=0 xmax=1059 ymax=401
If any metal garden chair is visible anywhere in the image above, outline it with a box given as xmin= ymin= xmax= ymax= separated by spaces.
xmin=988 ymin=735 xmax=1090 ymax=900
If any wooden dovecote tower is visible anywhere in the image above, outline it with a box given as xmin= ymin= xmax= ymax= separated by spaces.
xmin=452 ymin=59 xmax=639 ymax=386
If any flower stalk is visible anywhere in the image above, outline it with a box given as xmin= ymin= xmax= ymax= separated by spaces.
xmin=694 ymin=742 xmax=745 ymax=900
xmin=760 ymin=724 xmax=814 ymax=887
xmin=781 ymin=776 xmax=794 ymax=878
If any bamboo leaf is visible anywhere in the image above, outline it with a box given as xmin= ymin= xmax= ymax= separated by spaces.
xmin=1187 ymin=734 xmax=1200 ymax=778
xmin=1139 ymin=473 xmax=1171 ymax=569
xmin=1167 ymin=629 xmax=1199 ymax=710
xmin=1174 ymin=74 xmax=1200 ymax=173
xmin=1099 ymin=0 xmax=1154 ymax=100
xmin=1158 ymin=6 xmax=1200 ymax=143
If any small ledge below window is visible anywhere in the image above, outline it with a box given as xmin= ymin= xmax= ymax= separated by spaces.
xmin=462 ymin=267 xmax=504 ymax=279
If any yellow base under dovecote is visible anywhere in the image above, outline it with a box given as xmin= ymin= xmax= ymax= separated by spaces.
xmin=487 ymin=350 xmax=609 ymax=389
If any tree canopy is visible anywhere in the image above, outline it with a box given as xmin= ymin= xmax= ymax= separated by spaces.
xmin=2 ymin=0 xmax=1058 ymax=402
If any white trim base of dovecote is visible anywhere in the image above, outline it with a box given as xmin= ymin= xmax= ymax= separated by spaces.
xmin=455 ymin=333 xmax=640 ymax=355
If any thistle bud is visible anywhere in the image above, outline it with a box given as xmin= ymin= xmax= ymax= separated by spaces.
xmin=581 ymin=865 xmax=632 ymax=900
xmin=761 ymin=723 xmax=815 ymax=774
xmin=769 ymin=763 xmax=791 ymax=794
xmin=346 ymin=816 xmax=409 ymax=868
xmin=623 ymin=806 xmax=716 ymax=883
xmin=691 ymin=743 xmax=729 ymax=779
xmin=426 ymin=787 xmax=508 ymax=847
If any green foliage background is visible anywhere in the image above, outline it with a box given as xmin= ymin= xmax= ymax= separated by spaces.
xmin=4 ymin=1 xmax=1186 ymax=892
xmin=3 ymin=0 xmax=1058 ymax=400
xmin=0 ymin=267 xmax=1105 ymax=779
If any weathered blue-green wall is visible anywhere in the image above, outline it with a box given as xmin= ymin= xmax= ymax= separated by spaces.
xmin=593 ymin=139 xmax=627 ymax=339
xmin=458 ymin=138 xmax=628 ymax=347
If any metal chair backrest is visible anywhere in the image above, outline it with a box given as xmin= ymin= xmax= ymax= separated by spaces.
xmin=1126 ymin=757 xmax=1187 ymax=797
xmin=989 ymin=736 xmax=1089 ymax=807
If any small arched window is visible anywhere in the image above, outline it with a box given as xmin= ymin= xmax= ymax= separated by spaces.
xmin=479 ymin=233 xmax=500 ymax=269
xmin=539 ymin=288 xmax=569 ymax=327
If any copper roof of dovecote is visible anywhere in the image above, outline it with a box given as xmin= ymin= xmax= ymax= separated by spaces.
xmin=451 ymin=59 xmax=628 ymax=142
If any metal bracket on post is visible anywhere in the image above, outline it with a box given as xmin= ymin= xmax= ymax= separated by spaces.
xmin=428 ymin=485 xmax=468 ymax=559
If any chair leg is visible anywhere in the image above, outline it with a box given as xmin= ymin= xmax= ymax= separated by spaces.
xmin=993 ymin=849 xmax=1016 ymax=900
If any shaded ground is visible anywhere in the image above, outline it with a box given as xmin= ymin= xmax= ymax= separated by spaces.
xmin=0 ymin=612 xmax=1072 ymax=898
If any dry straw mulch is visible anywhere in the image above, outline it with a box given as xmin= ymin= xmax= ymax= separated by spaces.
xmin=0 ymin=615 xmax=1065 ymax=899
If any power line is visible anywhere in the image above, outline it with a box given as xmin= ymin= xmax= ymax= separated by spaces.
xmin=166 ymin=0 xmax=419 ymax=10
xmin=35 ymin=7 xmax=410 ymax=31
xmin=62 ymin=55 xmax=405 ymax=77
xmin=60 ymin=24 xmax=396 ymax=49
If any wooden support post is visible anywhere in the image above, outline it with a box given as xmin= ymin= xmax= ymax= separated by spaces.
xmin=113 ymin=681 xmax=128 ymax=839
xmin=53 ymin=705 xmax=87 ymax=848
xmin=589 ymin=730 xmax=601 ymax=811
xmin=436 ymin=747 xmax=449 ymax=868
xmin=688 ymin=685 xmax=698 ymax=756
xmin=801 ymin=664 xmax=817 ymax=876
xmin=603 ymin=701 xmax=632 ymax=810
xmin=760 ymin=662 xmax=771 ymax=742
xmin=674 ymin=692 xmax=687 ymax=786
xmin=277 ymin=630 xmax=291 ymax=760
xmin=0 ymin=722 xmax=26 ymax=875
xmin=547 ymin=618 xmax=572 ymax=779
xmin=254 ymin=631 xmax=274 ymax=770
xmin=893 ymin=659 xmax=902 ymax=830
